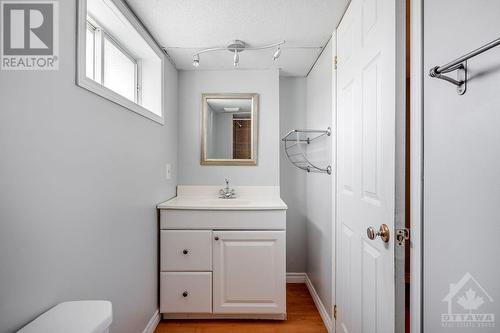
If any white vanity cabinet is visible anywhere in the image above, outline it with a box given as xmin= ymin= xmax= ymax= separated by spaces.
xmin=157 ymin=186 xmax=287 ymax=320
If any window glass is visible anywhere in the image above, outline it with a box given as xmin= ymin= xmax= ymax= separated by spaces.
xmin=103 ymin=38 xmax=136 ymax=102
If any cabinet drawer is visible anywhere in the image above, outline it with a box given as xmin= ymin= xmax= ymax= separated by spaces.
xmin=160 ymin=230 xmax=212 ymax=271
xmin=160 ymin=272 xmax=212 ymax=314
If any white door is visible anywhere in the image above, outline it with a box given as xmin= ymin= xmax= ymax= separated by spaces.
xmin=212 ymin=231 xmax=286 ymax=315
xmin=336 ymin=0 xmax=400 ymax=332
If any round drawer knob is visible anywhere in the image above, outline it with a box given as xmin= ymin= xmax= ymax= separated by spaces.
xmin=182 ymin=291 xmax=189 ymax=298
xmin=214 ymin=236 xmax=219 ymax=241
xmin=182 ymin=249 xmax=189 ymax=255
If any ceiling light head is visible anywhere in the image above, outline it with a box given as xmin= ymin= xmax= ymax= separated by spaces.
xmin=273 ymin=47 xmax=282 ymax=61
xmin=224 ymin=107 xmax=240 ymax=112
xmin=233 ymin=51 xmax=239 ymax=67
xmin=192 ymin=54 xmax=200 ymax=67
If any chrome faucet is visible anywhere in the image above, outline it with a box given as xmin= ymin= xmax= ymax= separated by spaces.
xmin=219 ymin=178 xmax=236 ymax=199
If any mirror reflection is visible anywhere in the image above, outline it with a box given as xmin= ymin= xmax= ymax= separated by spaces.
xmin=201 ymin=94 xmax=258 ymax=165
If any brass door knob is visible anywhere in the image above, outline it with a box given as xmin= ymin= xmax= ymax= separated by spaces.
xmin=367 ymin=224 xmax=390 ymax=243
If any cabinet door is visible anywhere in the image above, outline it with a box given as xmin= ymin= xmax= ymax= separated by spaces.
xmin=213 ymin=231 xmax=286 ymax=314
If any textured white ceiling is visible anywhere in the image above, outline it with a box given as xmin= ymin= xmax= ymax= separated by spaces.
xmin=126 ymin=0 xmax=349 ymax=76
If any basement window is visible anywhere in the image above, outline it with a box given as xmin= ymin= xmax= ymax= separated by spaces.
xmin=77 ymin=0 xmax=165 ymax=124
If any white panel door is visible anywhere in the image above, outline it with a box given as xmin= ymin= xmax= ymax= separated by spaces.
xmin=212 ymin=231 xmax=286 ymax=314
xmin=336 ymin=0 xmax=397 ymax=332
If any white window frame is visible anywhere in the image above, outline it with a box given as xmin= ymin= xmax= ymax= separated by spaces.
xmin=86 ymin=23 xmax=96 ymax=80
xmin=77 ymin=0 xmax=165 ymax=124
xmin=87 ymin=16 xmax=141 ymax=104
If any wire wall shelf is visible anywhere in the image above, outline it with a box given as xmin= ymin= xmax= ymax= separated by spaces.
xmin=281 ymin=127 xmax=332 ymax=175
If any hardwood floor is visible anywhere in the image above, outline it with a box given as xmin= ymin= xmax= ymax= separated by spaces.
xmin=155 ymin=283 xmax=328 ymax=333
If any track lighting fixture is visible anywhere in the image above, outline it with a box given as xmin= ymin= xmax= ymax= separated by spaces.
xmin=192 ymin=54 xmax=200 ymax=67
xmin=233 ymin=50 xmax=239 ymax=67
xmin=273 ymin=47 xmax=281 ymax=61
xmin=192 ymin=40 xmax=285 ymax=68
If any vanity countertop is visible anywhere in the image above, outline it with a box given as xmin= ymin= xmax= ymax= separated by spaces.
xmin=157 ymin=186 xmax=288 ymax=211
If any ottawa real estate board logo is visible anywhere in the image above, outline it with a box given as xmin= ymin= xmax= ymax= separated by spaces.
xmin=1 ymin=1 xmax=59 ymax=70
xmin=442 ymin=272 xmax=495 ymax=328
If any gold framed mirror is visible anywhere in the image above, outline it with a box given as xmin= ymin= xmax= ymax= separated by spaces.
xmin=201 ymin=93 xmax=258 ymax=165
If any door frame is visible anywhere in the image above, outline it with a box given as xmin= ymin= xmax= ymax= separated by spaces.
xmin=409 ymin=0 xmax=423 ymax=332
xmin=331 ymin=30 xmax=337 ymax=331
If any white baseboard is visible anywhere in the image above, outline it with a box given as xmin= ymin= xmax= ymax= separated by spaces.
xmin=286 ymin=272 xmax=306 ymax=283
xmin=304 ymin=274 xmax=333 ymax=333
xmin=142 ymin=309 xmax=160 ymax=333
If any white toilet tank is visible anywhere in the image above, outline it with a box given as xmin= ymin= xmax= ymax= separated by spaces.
xmin=17 ymin=301 xmax=112 ymax=333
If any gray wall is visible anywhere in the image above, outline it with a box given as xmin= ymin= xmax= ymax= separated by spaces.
xmin=279 ymin=77 xmax=307 ymax=273
xmin=279 ymin=41 xmax=333 ymax=314
xmin=213 ymin=111 xmax=233 ymax=159
xmin=305 ymin=39 xmax=333 ymax=317
xmin=178 ymin=70 xmax=280 ymax=185
xmin=423 ymin=1 xmax=500 ymax=332
xmin=0 ymin=1 xmax=178 ymax=332
xmin=206 ymin=106 xmax=216 ymax=158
